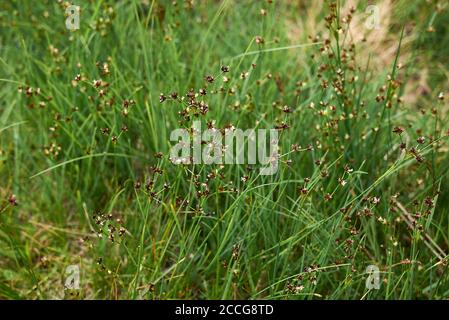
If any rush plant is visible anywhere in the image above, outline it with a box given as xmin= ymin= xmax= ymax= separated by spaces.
xmin=0 ymin=0 xmax=448 ymax=300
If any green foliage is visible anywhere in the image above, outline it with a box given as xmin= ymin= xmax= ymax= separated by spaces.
xmin=0 ymin=0 xmax=448 ymax=299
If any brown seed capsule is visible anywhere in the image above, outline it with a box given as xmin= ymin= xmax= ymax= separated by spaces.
xmin=93 ymin=79 xmax=102 ymax=88
xmin=8 ymin=194 xmax=18 ymax=206
xmin=204 ymin=75 xmax=214 ymax=83
xmin=25 ymin=87 xmax=33 ymax=97
xmin=283 ymin=105 xmax=292 ymax=113
xmin=275 ymin=122 xmax=289 ymax=130
xmin=393 ymin=127 xmax=403 ymax=135
xmin=145 ymin=179 xmax=154 ymax=191
xmin=221 ymin=65 xmax=230 ymax=73
xmin=255 ymin=36 xmax=264 ymax=44
xmin=186 ymin=88 xmax=195 ymax=98
xmin=417 ymin=136 xmax=425 ymax=144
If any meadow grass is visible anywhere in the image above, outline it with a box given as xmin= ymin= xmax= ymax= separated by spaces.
xmin=0 ymin=0 xmax=448 ymax=299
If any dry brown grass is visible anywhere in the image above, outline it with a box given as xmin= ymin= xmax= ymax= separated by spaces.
xmin=285 ymin=0 xmax=437 ymax=106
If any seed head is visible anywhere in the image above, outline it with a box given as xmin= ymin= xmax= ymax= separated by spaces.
xmin=283 ymin=105 xmax=292 ymax=113
xmin=204 ymin=75 xmax=214 ymax=83
xmin=93 ymin=79 xmax=102 ymax=88
xmin=8 ymin=194 xmax=18 ymax=206
xmin=393 ymin=127 xmax=403 ymax=135
xmin=255 ymin=36 xmax=264 ymax=44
